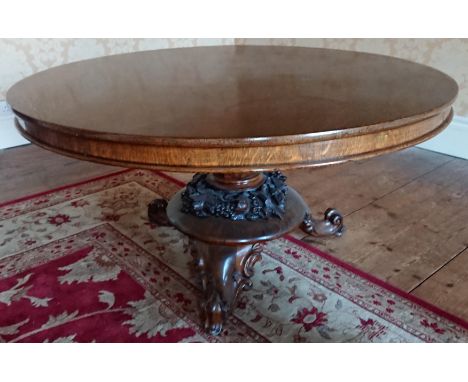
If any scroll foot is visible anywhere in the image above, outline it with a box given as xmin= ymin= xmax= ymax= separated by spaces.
xmin=300 ymin=208 xmax=345 ymax=237
xmin=147 ymin=198 xmax=171 ymax=226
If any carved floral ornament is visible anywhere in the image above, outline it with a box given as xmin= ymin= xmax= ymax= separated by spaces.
xmin=181 ymin=172 xmax=288 ymax=221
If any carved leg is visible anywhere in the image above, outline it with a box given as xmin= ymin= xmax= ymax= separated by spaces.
xmin=300 ymin=208 xmax=345 ymax=237
xmin=147 ymin=198 xmax=172 ymax=226
xmin=190 ymin=241 xmax=262 ymax=335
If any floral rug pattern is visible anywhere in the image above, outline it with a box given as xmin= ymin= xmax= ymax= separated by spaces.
xmin=0 ymin=169 xmax=467 ymax=342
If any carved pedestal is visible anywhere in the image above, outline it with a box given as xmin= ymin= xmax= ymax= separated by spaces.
xmin=148 ymin=171 xmax=344 ymax=335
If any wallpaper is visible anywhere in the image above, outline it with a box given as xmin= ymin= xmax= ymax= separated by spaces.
xmin=1 ymin=38 xmax=467 ymax=116
xmin=237 ymin=38 xmax=468 ymax=116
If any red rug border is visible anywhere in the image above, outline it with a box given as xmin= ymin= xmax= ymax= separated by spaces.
xmin=284 ymin=234 xmax=468 ymax=330
xmin=1 ymin=167 xmax=467 ymax=331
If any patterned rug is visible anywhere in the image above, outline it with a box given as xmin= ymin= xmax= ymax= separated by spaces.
xmin=0 ymin=169 xmax=467 ymax=342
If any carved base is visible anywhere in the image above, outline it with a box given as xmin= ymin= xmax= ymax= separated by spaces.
xmin=158 ymin=171 xmax=344 ymax=335
xmin=300 ymin=208 xmax=345 ymax=237
xmin=190 ymin=240 xmax=262 ymax=335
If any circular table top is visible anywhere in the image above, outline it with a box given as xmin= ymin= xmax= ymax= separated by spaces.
xmin=7 ymin=46 xmax=458 ymax=172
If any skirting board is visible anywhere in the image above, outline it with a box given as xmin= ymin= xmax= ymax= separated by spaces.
xmin=417 ymin=115 xmax=468 ymax=160
xmin=1 ymin=100 xmax=468 ymax=159
xmin=0 ymin=101 xmax=28 ymax=149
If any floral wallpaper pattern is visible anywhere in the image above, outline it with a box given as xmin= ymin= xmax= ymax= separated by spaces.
xmin=1 ymin=38 xmax=467 ymax=116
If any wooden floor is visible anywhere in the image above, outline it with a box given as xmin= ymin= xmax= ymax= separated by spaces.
xmin=1 ymin=144 xmax=468 ymax=321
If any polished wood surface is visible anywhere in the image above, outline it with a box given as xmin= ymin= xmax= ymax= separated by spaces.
xmin=7 ymin=46 xmax=458 ymax=172
xmin=2 ymin=145 xmax=468 ymax=321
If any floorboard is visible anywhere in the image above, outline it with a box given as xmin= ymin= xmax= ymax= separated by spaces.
xmin=412 ymin=247 xmax=468 ymax=319
xmin=0 ymin=145 xmax=120 ymax=202
xmin=297 ymin=157 xmax=468 ymax=295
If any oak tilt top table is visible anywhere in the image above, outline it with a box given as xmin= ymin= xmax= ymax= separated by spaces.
xmin=7 ymin=46 xmax=458 ymax=335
